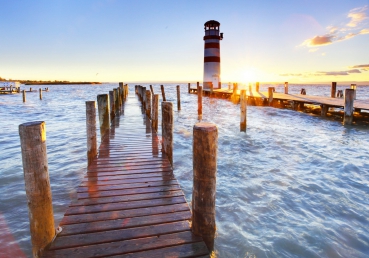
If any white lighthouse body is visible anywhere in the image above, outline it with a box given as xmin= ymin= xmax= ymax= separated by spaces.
xmin=203 ymin=20 xmax=223 ymax=89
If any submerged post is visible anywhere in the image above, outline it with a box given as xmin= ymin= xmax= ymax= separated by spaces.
xmin=268 ymin=87 xmax=274 ymax=106
xmin=152 ymin=94 xmax=159 ymax=132
xmin=284 ymin=82 xmax=288 ymax=94
xmin=162 ymin=102 xmax=173 ymax=167
xmin=344 ymin=89 xmax=354 ymax=125
xmin=97 ymin=94 xmax=110 ymax=140
xmin=86 ymin=101 xmax=97 ymax=165
xmin=23 ymin=90 xmax=26 ymax=102
xmin=39 ymin=88 xmax=42 ymax=100
xmin=192 ymin=122 xmax=218 ymax=251
xmin=331 ymin=82 xmax=337 ymax=98
xmin=160 ymin=85 xmax=166 ymax=101
xmin=19 ymin=121 xmax=55 ymax=258
xmin=198 ymin=86 xmax=203 ymax=116
xmin=146 ymin=90 xmax=151 ymax=118
xmin=240 ymin=89 xmax=247 ymax=131
xmin=177 ymin=85 xmax=181 ymax=110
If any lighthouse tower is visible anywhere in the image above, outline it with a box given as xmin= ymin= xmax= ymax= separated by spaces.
xmin=203 ymin=20 xmax=223 ymax=89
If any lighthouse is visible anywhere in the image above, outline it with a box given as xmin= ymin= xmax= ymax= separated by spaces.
xmin=203 ymin=20 xmax=223 ymax=89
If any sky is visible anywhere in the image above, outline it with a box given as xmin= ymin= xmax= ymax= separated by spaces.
xmin=0 ymin=0 xmax=368 ymax=84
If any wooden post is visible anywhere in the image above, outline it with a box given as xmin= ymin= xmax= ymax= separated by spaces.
xmin=331 ymin=82 xmax=337 ymax=98
xmin=228 ymin=82 xmax=231 ymax=90
xmin=240 ymin=90 xmax=247 ymax=131
xmin=146 ymin=90 xmax=151 ymax=118
xmin=198 ymin=86 xmax=203 ymax=116
xmin=284 ymin=82 xmax=288 ymax=94
xmin=188 ymin=83 xmax=191 ymax=93
xmin=109 ymin=90 xmax=115 ymax=120
xmin=160 ymin=85 xmax=166 ymax=101
xmin=197 ymin=81 xmax=199 ymax=89
xmin=113 ymin=88 xmax=119 ymax=113
xmin=256 ymin=82 xmax=260 ymax=92
xmin=86 ymin=101 xmax=97 ymax=165
xmin=248 ymin=83 xmax=252 ymax=93
xmin=150 ymin=85 xmax=154 ymax=95
xmin=19 ymin=121 xmax=55 ymax=258
xmin=321 ymin=104 xmax=328 ymax=117
xmin=142 ymin=87 xmax=147 ymax=110
xmin=162 ymin=102 xmax=173 ymax=167
xmin=97 ymin=94 xmax=110 ymax=140
xmin=268 ymin=87 xmax=274 ymax=106
xmin=350 ymin=84 xmax=357 ymax=100
xmin=176 ymin=85 xmax=181 ymax=110
xmin=343 ymin=89 xmax=354 ymax=125
xmin=39 ymin=88 xmax=42 ymax=100
xmin=192 ymin=122 xmax=218 ymax=251
xmin=23 ymin=90 xmax=26 ymax=102
xmin=210 ymin=82 xmax=213 ymax=94
xmin=152 ymin=94 xmax=159 ymax=132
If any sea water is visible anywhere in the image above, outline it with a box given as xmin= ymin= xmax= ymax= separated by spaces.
xmin=0 ymin=83 xmax=368 ymax=257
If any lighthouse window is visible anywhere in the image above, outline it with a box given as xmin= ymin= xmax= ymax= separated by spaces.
xmin=216 ymin=26 xmax=218 ymax=30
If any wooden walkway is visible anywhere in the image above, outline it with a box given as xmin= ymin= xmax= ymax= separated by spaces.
xmin=42 ymin=94 xmax=209 ymax=257
xmin=190 ymin=87 xmax=369 ymax=110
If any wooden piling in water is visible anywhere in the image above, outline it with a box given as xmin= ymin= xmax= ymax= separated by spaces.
xmin=248 ymin=83 xmax=252 ymax=93
xmin=268 ymin=87 xmax=274 ymax=106
xmin=109 ymin=90 xmax=115 ymax=120
xmin=146 ymin=90 xmax=151 ymax=118
xmin=188 ymin=83 xmax=191 ymax=93
xmin=256 ymin=82 xmax=260 ymax=92
xmin=86 ymin=101 xmax=97 ymax=166
xmin=284 ymin=82 xmax=288 ymax=94
xmin=321 ymin=104 xmax=328 ymax=117
xmin=192 ymin=122 xmax=218 ymax=251
xmin=232 ymin=83 xmax=238 ymax=103
xmin=160 ymin=85 xmax=166 ymax=101
xmin=39 ymin=88 xmax=42 ymax=100
xmin=97 ymin=94 xmax=110 ymax=140
xmin=351 ymin=84 xmax=357 ymax=100
xmin=198 ymin=86 xmax=203 ymax=116
xmin=331 ymin=82 xmax=337 ymax=98
xmin=150 ymin=85 xmax=154 ymax=95
xmin=19 ymin=121 xmax=55 ymax=258
xmin=197 ymin=81 xmax=199 ymax=88
xmin=23 ymin=90 xmax=26 ymax=102
xmin=177 ymin=85 xmax=181 ymax=110
xmin=152 ymin=94 xmax=159 ymax=132
xmin=344 ymin=89 xmax=354 ymax=125
xmin=162 ymin=102 xmax=173 ymax=167
xmin=240 ymin=89 xmax=247 ymax=131
xmin=113 ymin=88 xmax=119 ymax=113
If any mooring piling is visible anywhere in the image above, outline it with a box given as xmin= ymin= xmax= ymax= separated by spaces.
xmin=177 ymin=85 xmax=181 ymax=110
xmin=146 ymin=90 xmax=151 ymax=118
xmin=160 ymin=85 xmax=166 ymax=101
xmin=161 ymin=101 xmax=173 ymax=167
xmin=284 ymin=82 xmax=288 ymax=94
xmin=97 ymin=94 xmax=110 ymax=140
xmin=192 ymin=122 xmax=218 ymax=251
xmin=152 ymin=94 xmax=159 ymax=132
xmin=240 ymin=89 xmax=247 ymax=131
xmin=19 ymin=121 xmax=55 ymax=258
xmin=86 ymin=101 xmax=97 ymax=166
xmin=331 ymin=82 xmax=337 ymax=98
xmin=198 ymin=85 xmax=203 ymax=116
xmin=22 ymin=90 xmax=26 ymax=102
xmin=344 ymin=89 xmax=354 ymax=125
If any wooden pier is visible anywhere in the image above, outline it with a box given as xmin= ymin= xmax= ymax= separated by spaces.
xmin=41 ymin=92 xmax=209 ymax=257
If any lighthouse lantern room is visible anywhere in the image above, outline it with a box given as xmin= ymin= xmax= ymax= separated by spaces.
xmin=203 ymin=20 xmax=223 ymax=89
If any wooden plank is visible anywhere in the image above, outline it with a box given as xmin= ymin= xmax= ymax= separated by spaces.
xmin=77 ymin=180 xmax=179 ymax=193
xmin=86 ymin=167 xmax=173 ymax=177
xmin=80 ymin=175 xmax=175 ymax=187
xmin=61 ymin=203 xmax=189 ymax=225
xmin=42 ymin=231 xmax=203 ymax=258
xmin=77 ymin=184 xmax=181 ymax=199
xmin=58 ymin=210 xmax=192 ymax=236
xmin=70 ymin=190 xmax=184 ymax=206
xmin=65 ymin=196 xmax=187 ymax=215
xmin=48 ymin=221 xmax=191 ymax=250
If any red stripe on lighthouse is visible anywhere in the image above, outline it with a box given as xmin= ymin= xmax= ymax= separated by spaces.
xmin=204 ymin=56 xmax=220 ymax=62
xmin=205 ymin=43 xmax=220 ymax=49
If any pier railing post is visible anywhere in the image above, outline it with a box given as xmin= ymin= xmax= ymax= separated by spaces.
xmin=86 ymin=101 xmax=97 ymax=165
xmin=23 ymin=90 xmax=26 ymax=102
xmin=268 ymin=87 xmax=274 ymax=106
xmin=97 ymin=94 xmax=110 ymax=140
xmin=146 ymin=90 xmax=151 ymax=118
xmin=331 ymin=82 xmax=337 ymax=98
xmin=344 ymin=89 xmax=354 ymax=125
xmin=19 ymin=121 xmax=55 ymax=258
xmin=162 ymin=102 xmax=173 ymax=167
xmin=177 ymin=85 xmax=181 ymax=110
xmin=240 ymin=89 xmax=247 ymax=131
xmin=39 ymin=88 xmax=42 ymax=100
xmin=152 ymin=94 xmax=159 ymax=132
xmin=192 ymin=122 xmax=218 ymax=251
xmin=256 ymin=82 xmax=260 ymax=92
xmin=160 ymin=85 xmax=166 ymax=101
xmin=198 ymin=86 xmax=203 ymax=117
xmin=284 ymin=82 xmax=288 ymax=94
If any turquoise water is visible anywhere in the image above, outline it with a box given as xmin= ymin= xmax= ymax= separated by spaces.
xmin=0 ymin=83 xmax=368 ymax=257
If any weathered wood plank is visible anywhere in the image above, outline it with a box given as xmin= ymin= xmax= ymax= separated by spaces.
xmin=80 ymin=175 xmax=175 ymax=187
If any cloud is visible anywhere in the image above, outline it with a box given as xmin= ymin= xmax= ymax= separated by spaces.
xmin=347 ymin=69 xmax=361 ymax=73
xmin=347 ymin=6 xmax=368 ymax=27
xmin=279 ymin=73 xmax=303 ymax=77
xmin=318 ymin=71 xmax=349 ymax=76
xmin=300 ymin=5 xmax=369 ymax=48
xmin=350 ymin=64 xmax=369 ymax=71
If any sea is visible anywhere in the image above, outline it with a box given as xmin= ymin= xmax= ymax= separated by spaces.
xmin=0 ymin=83 xmax=368 ymax=258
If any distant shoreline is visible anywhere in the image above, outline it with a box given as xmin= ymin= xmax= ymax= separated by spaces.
xmin=23 ymin=82 xmax=102 ymax=85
